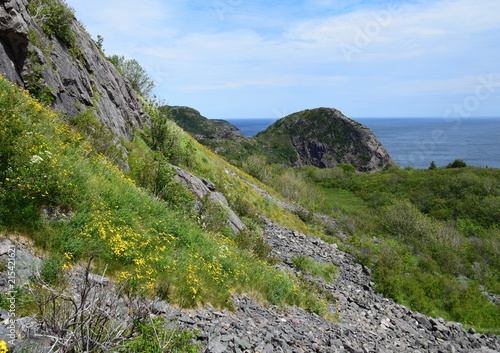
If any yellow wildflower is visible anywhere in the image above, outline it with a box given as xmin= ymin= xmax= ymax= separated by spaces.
xmin=0 ymin=340 xmax=8 ymax=353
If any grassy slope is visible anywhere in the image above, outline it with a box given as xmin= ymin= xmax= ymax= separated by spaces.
xmin=0 ymin=74 xmax=325 ymax=313
xmin=303 ymin=165 xmax=500 ymax=332
xmin=2 ymin=72 xmax=499 ymax=333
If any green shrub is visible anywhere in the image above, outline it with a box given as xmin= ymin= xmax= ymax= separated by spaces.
xmin=446 ymin=158 xmax=467 ymax=168
xmin=197 ymin=195 xmax=230 ymax=233
xmin=28 ymin=0 xmax=75 ymax=47
xmin=292 ymin=256 xmax=337 ymax=282
xmin=231 ymin=228 xmax=271 ymax=259
xmin=127 ymin=136 xmax=195 ymax=212
xmin=70 ymin=107 xmax=125 ymax=165
xmin=380 ymin=199 xmax=431 ymax=240
xmin=141 ymin=102 xmax=196 ymax=168
xmin=338 ymin=163 xmax=356 ymax=173
xmin=40 ymin=257 xmax=63 ymax=284
xmin=24 ymin=50 xmax=54 ymax=106
xmin=107 ymin=55 xmax=155 ymax=98
xmin=120 ymin=318 xmax=200 ymax=353
xmin=243 ymin=154 xmax=272 ymax=182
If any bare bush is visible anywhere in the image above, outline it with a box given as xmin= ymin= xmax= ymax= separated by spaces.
xmin=28 ymin=257 xmax=147 ymax=353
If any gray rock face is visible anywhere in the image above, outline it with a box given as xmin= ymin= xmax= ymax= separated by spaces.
xmin=0 ymin=236 xmax=41 ymax=285
xmin=0 ymin=0 xmax=29 ymax=86
xmin=0 ymin=0 xmax=146 ymax=139
xmin=174 ymin=166 xmax=246 ymax=234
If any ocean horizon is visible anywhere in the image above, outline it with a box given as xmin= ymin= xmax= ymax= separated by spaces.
xmin=226 ymin=117 xmax=500 ymax=169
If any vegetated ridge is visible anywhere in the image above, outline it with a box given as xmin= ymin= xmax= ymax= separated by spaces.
xmin=168 ymin=105 xmax=243 ymax=140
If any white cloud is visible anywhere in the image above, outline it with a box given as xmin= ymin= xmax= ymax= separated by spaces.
xmin=66 ymin=0 xmax=500 ymax=118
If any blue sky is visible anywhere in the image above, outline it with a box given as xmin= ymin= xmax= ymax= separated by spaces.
xmin=66 ymin=0 xmax=500 ymax=120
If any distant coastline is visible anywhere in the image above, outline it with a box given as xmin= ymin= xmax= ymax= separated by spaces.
xmin=226 ymin=118 xmax=278 ymax=138
xmin=228 ymin=117 xmax=500 ymax=169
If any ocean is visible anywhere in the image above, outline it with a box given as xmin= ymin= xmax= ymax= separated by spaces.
xmin=226 ymin=117 xmax=500 ymax=169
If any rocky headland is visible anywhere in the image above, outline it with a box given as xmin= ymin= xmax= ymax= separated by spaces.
xmin=254 ymin=108 xmax=396 ymax=172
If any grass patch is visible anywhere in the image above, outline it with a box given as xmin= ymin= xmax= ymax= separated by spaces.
xmin=292 ymin=256 xmax=338 ymax=283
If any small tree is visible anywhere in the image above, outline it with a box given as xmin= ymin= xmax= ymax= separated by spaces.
xmin=429 ymin=161 xmax=437 ymax=170
xmin=244 ymin=154 xmax=272 ymax=182
xmin=446 ymin=159 xmax=467 ymax=169
xmin=107 ymin=55 xmax=155 ymax=98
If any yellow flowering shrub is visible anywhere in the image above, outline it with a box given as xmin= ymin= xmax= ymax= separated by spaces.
xmin=0 ymin=74 xmax=327 ymax=314
xmin=0 ymin=74 xmax=79 ymax=225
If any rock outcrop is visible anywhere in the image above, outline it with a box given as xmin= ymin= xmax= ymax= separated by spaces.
xmin=169 ymin=105 xmax=243 ymax=140
xmin=174 ymin=166 xmax=246 ymax=234
xmin=0 ymin=0 xmax=146 ymax=139
xmin=256 ymin=108 xmax=396 ymax=172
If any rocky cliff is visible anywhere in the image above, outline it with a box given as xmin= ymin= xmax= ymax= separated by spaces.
xmin=256 ymin=108 xmax=396 ymax=172
xmin=0 ymin=0 xmax=146 ymax=139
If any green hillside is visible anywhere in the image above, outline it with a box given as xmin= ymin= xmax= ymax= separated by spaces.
xmin=168 ymin=105 xmax=242 ymax=140
xmin=268 ymin=163 xmax=500 ymax=332
xmin=0 ymin=74 xmax=324 ymax=313
xmin=2 ymin=71 xmax=499 ymax=335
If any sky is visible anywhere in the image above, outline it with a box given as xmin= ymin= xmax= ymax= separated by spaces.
xmin=65 ymin=0 xmax=500 ymax=120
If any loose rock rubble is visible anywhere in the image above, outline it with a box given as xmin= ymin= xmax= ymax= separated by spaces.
xmin=172 ymin=219 xmax=499 ymax=352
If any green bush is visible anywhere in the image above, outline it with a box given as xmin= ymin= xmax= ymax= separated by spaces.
xmin=243 ymin=154 xmax=272 ymax=182
xmin=231 ymin=228 xmax=271 ymax=259
xmin=28 ymin=0 xmax=75 ymax=47
xmin=446 ymin=158 xmax=467 ymax=168
xmin=292 ymin=256 xmax=337 ymax=282
xmin=40 ymin=257 xmax=63 ymax=284
xmin=141 ymin=102 xmax=196 ymax=168
xmin=24 ymin=50 xmax=54 ymax=106
xmin=127 ymin=136 xmax=195 ymax=212
xmin=70 ymin=107 xmax=125 ymax=166
xmin=197 ymin=195 xmax=230 ymax=233
xmin=380 ymin=199 xmax=431 ymax=240
xmin=120 ymin=318 xmax=200 ymax=353
xmin=107 ymin=55 xmax=155 ymax=98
